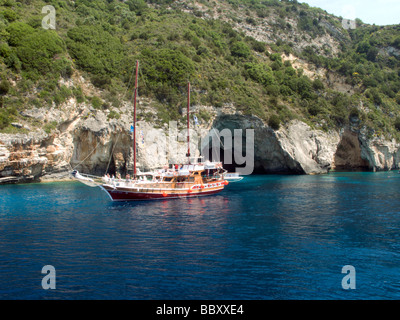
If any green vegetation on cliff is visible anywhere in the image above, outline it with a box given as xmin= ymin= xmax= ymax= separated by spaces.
xmin=0 ymin=0 xmax=399 ymax=139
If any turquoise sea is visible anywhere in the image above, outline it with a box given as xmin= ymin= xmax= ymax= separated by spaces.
xmin=1 ymin=172 xmax=400 ymax=300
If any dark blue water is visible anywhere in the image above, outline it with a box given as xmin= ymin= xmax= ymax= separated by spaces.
xmin=1 ymin=172 xmax=400 ymax=300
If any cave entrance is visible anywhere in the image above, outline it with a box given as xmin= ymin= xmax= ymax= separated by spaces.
xmin=106 ymin=155 xmax=129 ymax=177
xmin=333 ymin=131 xmax=370 ymax=172
xmin=106 ymin=157 xmax=116 ymax=176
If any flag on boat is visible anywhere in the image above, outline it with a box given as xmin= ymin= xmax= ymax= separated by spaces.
xmin=193 ymin=115 xmax=199 ymax=126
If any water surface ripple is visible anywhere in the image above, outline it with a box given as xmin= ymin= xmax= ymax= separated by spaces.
xmin=1 ymin=172 xmax=400 ymax=299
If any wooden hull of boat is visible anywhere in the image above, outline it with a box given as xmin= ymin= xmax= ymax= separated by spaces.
xmin=100 ymin=185 xmax=225 ymax=201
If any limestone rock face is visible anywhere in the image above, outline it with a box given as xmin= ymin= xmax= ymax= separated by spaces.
xmin=211 ymin=116 xmax=340 ymax=175
xmin=2 ymin=99 xmax=400 ymax=184
xmin=276 ymin=120 xmax=340 ymax=174
xmin=359 ymin=135 xmax=400 ymax=171
xmin=0 ymin=132 xmax=71 ymax=183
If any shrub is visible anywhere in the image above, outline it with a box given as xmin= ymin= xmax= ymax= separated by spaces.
xmin=230 ymin=41 xmax=251 ymax=58
xmin=91 ymin=74 xmax=112 ymax=89
xmin=91 ymin=96 xmax=103 ymax=109
xmin=0 ymin=109 xmax=11 ymax=128
xmin=269 ymin=53 xmax=282 ymax=62
xmin=126 ymin=0 xmax=147 ymax=14
xmin=396 ymin=94 xmax=400 ymax=105
xmin=244 ymin=62 xmax=275 ymax=86
xmin=1 ymin=9 xmax=17 ymax=22
xmin=312 ymin=78 xmax=324 ymax=90
xmin=308 ymin=104 xmax=321 ymax=116
xmin=44 ymin=121 xmax=58 ymax=134
xmin=140 ymin=48 xmax=195 ymax=90
xmin=245 ymin=17 xmax=257 ymax=26
xmin=268 ymin=114 xmax=281 ymax=130
xmin=198 ymin=109 xmax=211 ymax=122
xmin=392 ymin=36 xmax=400 ymax=49
xmin=251 ymin=40 xmax=265 ymax=53
xmin=108 ymin=110 xmax=121 ymax=120
xmin=363 ymin=77 xmax=378 ymax=88
xmin=296 ymin=76 xmax=313 ymax=99
xmin=72 ymin=86 xmax=85 ymax=103
xmin=16 ymin=29 xmax=65 ymax=77
xmin=349 ymin=107 xmax=360 ymax=118
xmin=366 ymin=47 xmax=379 ymax=62
xmin=0 ymin=79 xmax=10 ymax=96
xmin=6 ymin=22 xmax=35 ymax=46
xmin=67 ymin=25 xmax=126 ymax=76
xmin=367 ymin=88 xmax=382 ymax=105
xmin=0 ymin=43 xmax=11 ymax=59
xmin=266 ymin=84 xmax=280 ymax=97
xmin=394 ymin=117 xmax=400 ymax=131
xmin=54 ymin=58 xmax=73 ymax=79
xmin=271 ymin=60 xmax=284 ymax=71
xmin=53 ymin=85 xmax=72 ymax=106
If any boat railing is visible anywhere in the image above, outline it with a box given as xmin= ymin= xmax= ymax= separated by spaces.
xmin=81 ymin=173 xmax=102 ymax=180
xmin=70 ymin=170 xmax=103 ymax=187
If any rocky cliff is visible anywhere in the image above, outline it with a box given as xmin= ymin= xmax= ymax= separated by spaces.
xmin=1 ymin=97 xmax=400 ymax=184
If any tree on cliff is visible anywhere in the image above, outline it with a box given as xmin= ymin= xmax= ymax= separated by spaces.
xmin=0 ymin=79 xmax=10 ymax=108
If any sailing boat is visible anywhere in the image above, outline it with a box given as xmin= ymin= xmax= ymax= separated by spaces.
xmin=72 ymin=61 xmax=229 ymax=201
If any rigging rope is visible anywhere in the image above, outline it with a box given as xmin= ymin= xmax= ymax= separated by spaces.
xmin=212 ymin=127 xmax=225 ymax=148
xmin=139 ymin=65 xmax=147 ymax=93
xmin=71 ymin=138 xmax=102 ymax=171
xmin=122 ymin=64 xmax=136 ymax=100
xmin=104 ymin=131 xmax=121 ymax=175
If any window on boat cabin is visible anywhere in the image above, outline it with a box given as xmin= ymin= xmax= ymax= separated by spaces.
xmin=163 ymin=177 xmax=173 ymax=182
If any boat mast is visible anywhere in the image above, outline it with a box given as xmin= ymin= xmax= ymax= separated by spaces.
xmin=133 ymin=60 xmax=139 ymax=176
xmin=187 ymin=81 xmax=191 ymax=164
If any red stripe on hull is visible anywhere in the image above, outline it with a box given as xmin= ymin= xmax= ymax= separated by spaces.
xmin=100 ymin=186 xmax=224 ymax=201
